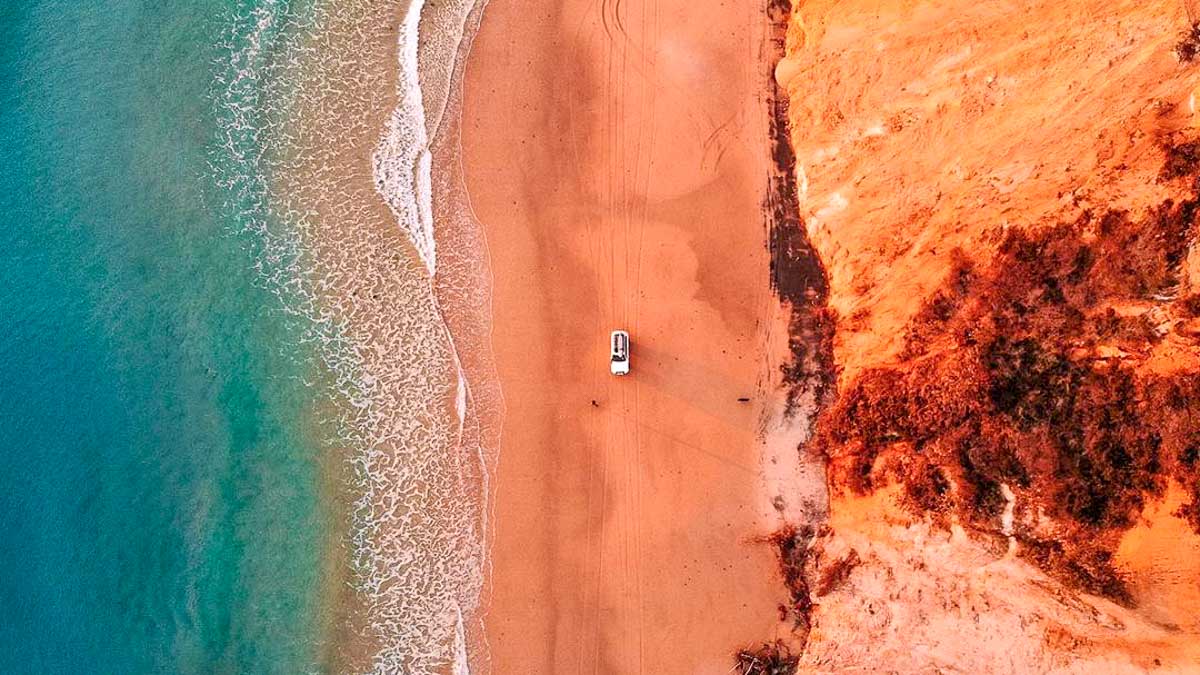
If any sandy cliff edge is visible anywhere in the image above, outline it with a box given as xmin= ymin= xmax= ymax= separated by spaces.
xmin=776 ymin=1 xmax=1200 ymax=671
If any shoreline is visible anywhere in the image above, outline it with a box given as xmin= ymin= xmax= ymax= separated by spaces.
xmin=460 ymin=0 xmax=803 ymax=670
xmin=221 ymin=1 xmax=497 ymax=670
xmin=423 ymin=0 xmax=502 ymax=666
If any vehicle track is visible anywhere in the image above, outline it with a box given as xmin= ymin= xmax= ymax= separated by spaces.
xmin=546 ymin=0 xmax=773 ymax=671
xmin=464 ymin=0 xmax=786 ymax=669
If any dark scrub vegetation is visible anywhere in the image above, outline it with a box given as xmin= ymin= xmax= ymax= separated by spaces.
xmin=819 ymin=137 xmax=1200 ymax=602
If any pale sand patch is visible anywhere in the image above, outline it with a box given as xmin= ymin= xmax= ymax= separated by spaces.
xmin=1115 ymin=487 xmax=1200 ymax=634
xmin=461 ymin=0 xmax=796 ymax=671
xmin=800 ymin=490 xmax=1200 ymax=672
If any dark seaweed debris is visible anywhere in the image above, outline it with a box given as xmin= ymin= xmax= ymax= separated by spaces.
xmin=766 ymin=525 xmax=815 ymax=642
xmin=745 ymin=3 xmax=837 ymax=663
xmin=765 ymin=0 xmax=835 ymax=417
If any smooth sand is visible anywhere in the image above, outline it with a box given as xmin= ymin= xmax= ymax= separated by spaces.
xmin=461 ymin=1 xmax=788 ymax=672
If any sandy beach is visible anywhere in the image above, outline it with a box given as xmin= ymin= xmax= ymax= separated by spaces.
xmin=461 ymin=0 xmax=791 ymax=671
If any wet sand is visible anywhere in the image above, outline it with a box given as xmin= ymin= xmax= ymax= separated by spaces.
xmin=461 ymin=0 xmax=789 ymax=671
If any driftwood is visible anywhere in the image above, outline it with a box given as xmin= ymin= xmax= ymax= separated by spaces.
xmin=733 ymin=641 xmax=800 ymax=675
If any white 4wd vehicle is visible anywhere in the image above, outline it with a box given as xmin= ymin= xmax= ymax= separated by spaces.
xmin=610 ymin=330 xmax=630 ymax=375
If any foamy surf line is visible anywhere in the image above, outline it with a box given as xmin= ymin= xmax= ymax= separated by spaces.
xmin=211 ymin=0 xmax=496 ymax=673
xmin=372 ymin=0 xmax=496 ymax=672
xmin=374 ymin=0 xmax=437 ymax=277
xmin=375 ymin=0 xmax=489 ymax=277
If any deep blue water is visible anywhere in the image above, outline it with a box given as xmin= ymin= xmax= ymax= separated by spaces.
xmin=0 ymin=2 xmax=330 ymax=672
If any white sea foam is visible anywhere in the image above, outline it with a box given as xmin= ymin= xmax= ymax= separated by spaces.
xmin=210 ymin=0 xmax=495 ymax=672
xmin=373 ymin=0 xmax=438 ymax=277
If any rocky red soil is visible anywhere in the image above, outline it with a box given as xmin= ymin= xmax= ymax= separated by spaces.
xmin=772 ymin=0 xmax=1200 ymax=669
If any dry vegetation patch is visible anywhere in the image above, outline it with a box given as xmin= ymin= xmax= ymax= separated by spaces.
xmin=819 ymin=139 xmax=1200 ymax=601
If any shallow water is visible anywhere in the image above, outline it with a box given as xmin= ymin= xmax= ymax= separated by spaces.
xmin=0 ymin=1 xmax=331 ymax=672
xmin=1 ymin=0 xmax=492 ymax=672
xmin=216 ymin=0 xmax=495 ymax=671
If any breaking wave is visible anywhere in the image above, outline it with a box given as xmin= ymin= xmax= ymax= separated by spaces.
xmin=209 ymin=0 xmax=495 ymax=672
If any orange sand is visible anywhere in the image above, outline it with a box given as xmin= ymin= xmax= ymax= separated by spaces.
xmin=461 ymin=0 xmax=791 ymax=672
xmin=778 ymin=0 xmax=1200 ymax=385
xmin=776 ymin=0 xmax=1200 ymax=670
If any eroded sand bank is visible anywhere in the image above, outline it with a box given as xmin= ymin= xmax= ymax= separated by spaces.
xmin=777 ymin=0 xmax=1200 ymax=670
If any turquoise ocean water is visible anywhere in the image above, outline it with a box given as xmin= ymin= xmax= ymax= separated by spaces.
xmin=0 ymin=2 xmax=332 ymax=672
